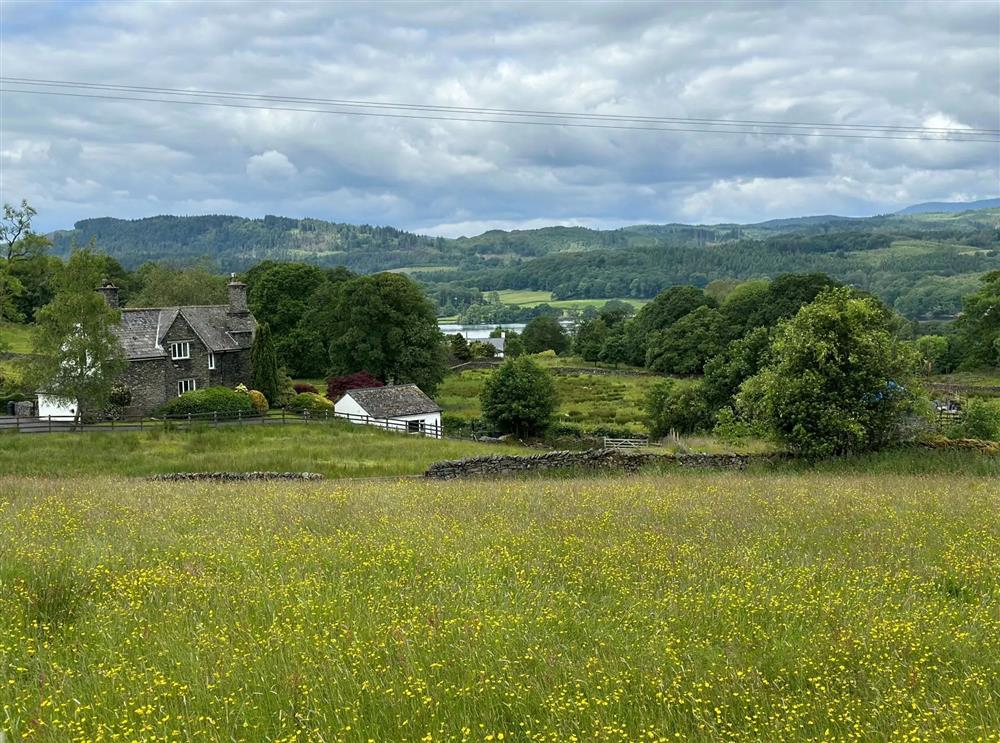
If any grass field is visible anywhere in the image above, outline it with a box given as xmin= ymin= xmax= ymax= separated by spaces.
xmin=0 ymin=422 xmax=528 ymax=479
xmin=929 ymin=370 xmax=1000 ymax=389
xmin=0 ymin=321 xmax=35 ymax=354
xmin=2 ymin=471 xmax=998 ymax=741
xmin=437 ymin=367 xmax=660 ymax=433
xmin=495 ymin=290 xmax=647 ymax=311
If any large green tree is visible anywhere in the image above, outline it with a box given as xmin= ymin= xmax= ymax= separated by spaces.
xmin=326 ymin=272 xmax=447 ymax=393
xmin=32 ymin=249 xmax=127 ymax=422
xmin=574 ymin=317 xmax=609 ymax=362
xmin=131 ymin=259 xmax=227 ymax=307
xmin=522 ymin=315 xmax=569 ymax=355
xmin=480 ymin=356 xmax=558 ymax=438
xmin=645 ymin=306 xmax=726 ymax=375
xmin=1 ymin=200 xmax=53 ymax=322
xmin=623 ymin=285 xmax=714 ymax=365
xmin=954 ymin=271 xmax=1000 ymax=368
xmin=738 ymin=287 xmax=920 ymax=458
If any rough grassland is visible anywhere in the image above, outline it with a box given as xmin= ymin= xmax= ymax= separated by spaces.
xmin=438 ymin=368 xmax=659 ymax=432
xmin=2 ymin=473 xmax=998 ymax=741
xmin=0 ymin=423 xmax=528 ymax=479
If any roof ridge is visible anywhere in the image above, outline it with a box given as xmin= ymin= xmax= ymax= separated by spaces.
xmin=122 ymin=304 xmax=228 ymax=311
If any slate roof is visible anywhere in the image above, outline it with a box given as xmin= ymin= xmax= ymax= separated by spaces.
xmin=483 ymin=337 xmax=505 ymax=353
xmin=344 ymin=384 xmax=442 ymax=418
xmin=114 ymin=306 xmax=256 ymax=359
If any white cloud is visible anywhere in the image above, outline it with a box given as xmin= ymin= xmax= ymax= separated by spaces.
xmin=245 ymin=150 xmax=298 ymax=182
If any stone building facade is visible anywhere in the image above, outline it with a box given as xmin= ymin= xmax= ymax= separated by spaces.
xmin=100 ymin=277 xmax=256 ymax=415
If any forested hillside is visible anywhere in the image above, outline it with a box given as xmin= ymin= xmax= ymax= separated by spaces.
xmin=48 ymin=207 xmax=1000 ymax=319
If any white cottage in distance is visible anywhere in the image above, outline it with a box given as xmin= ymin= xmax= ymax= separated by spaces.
xmin=334 ymin=384 xmax=443 ymax=438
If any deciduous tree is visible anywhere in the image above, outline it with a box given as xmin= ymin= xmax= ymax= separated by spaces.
xmin=480 ymin=356 xmax=557 ymax=438
xmin=32 ymin=249 xmax=126 ymax=423
xmin=738 ymin=287 xmax=920 ymax=458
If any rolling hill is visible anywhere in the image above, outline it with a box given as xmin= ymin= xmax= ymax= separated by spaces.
xmin=47 ymin=206 xmax=1000 ymax=319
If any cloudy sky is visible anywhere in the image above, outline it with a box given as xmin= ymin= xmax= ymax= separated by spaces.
xmin=1 ymin=0 xmax=998 ymax=236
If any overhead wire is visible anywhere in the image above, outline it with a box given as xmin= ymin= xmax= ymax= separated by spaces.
xmin=1 ymin=77 xmax=997 ymax=143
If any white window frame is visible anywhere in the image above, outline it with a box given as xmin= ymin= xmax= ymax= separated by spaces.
xmin=170 ymin=341 xmax=192 ymax=360
xmin=177 ymin=378 xmax=197 ymax=396
xmin=208 ymin=351 xmax=216 ymax=370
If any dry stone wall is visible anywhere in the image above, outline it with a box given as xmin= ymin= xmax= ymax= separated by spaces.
xmin=425 ymin=449 xmax=768 ymax=479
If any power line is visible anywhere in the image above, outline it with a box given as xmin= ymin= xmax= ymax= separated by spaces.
xmin=2 ymin=82 xmax=998 ymax=143
xmin=4 ymin=76 xmax=997 ymax=136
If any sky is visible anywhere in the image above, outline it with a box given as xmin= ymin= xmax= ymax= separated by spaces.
xmin=1 ymin=0 xmax=998 ymax=237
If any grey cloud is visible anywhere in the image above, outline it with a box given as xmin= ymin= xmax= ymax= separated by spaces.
xmin=0 ymin=0 xmax=997 ymax=235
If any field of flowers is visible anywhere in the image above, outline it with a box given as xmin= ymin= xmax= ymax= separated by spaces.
xmin=2 ymin=472 xmax=998 ymax=741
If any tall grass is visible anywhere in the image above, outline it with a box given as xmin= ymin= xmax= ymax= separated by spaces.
xmin=2 ymin=472 xmax=998 ymax=740
xmin=0 ymin=421 xmax=528 ymax=478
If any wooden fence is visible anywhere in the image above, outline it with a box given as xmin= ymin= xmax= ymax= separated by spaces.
xmin=0 ymin=408 xmax=442 ymax=439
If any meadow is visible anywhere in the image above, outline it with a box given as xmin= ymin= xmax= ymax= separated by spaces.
xmin=0 ymin=322 xmax=35 ymax=355
xmin=0 ymin=422 xmax=528 ymax=479
xmin=438 ymin=367 xmax=660 ymax=434
xmin=2 ymin=472 xmax=998 ymax=741
xmin=494 ymin=290 xmax=647 ymax=311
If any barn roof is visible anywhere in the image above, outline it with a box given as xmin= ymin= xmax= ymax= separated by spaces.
xmin=344 ymin=384 xmax=441 ymax=418
xmin=114 ymin=306 xmax=256 ymax=359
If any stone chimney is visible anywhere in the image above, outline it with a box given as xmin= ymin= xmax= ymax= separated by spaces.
xmin=97 ymin=279 xmax=119 ymax=309
xmin=227 ymin=273 xmax=249 ymax=315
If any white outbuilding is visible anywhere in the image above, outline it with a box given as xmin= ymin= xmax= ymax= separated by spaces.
xmin=333 ymin=384 xmax=443 ymax=438
xmin=36 ymin=393 xmax=78 ymax=419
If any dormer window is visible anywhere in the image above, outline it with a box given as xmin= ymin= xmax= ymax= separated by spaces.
xmin=170 ymin=341 xmax=191 ymax=360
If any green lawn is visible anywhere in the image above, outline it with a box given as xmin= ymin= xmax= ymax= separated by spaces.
xmin=0 ymin=422 xmax=528 ymax=479
xmin=3 ymin=471 xmax=998 ymax=740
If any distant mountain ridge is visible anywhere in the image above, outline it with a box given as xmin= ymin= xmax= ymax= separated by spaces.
xmin=895 ymin=198 xmax=1000 ymax=215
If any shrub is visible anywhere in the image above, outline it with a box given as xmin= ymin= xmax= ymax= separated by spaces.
xmin=293 ymin=383 xmax=317 ymax=394
xmin=287 ymin=392 xmax=334 ymax=415
xmin=645 ymin=379 xmax=712 ymax=437
xmin=157 ymin=387 xmax=255 ymax=418
xmin=248 ymin=389 xmax=269 ymax=414
xmin=468 ymin=340 xmax=497 ymax=359
xmin=948 ymin=398 xmax=1000 ymax=441
xmin=104 ymin=382 xmax=133 ymax=420
xmin=326 ymin=371 xmax=384 ymax=402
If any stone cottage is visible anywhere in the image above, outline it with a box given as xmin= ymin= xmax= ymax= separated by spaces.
xmin=99 ymin=277 xmax=257 ymax=415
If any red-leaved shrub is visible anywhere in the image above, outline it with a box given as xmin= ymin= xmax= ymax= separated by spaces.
xmin=326 ymin=371 xmax=384 ymax=401
xmin=294 ymin=382 xmax=318 ymax=394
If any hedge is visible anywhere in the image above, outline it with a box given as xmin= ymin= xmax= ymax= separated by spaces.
xmin=157 ymin=387 xmax=255 ymax=417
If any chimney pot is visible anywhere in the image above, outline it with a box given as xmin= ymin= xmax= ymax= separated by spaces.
xmin=228 ymin=275 xmax=249 ymax=315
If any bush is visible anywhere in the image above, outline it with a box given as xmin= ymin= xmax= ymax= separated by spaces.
xmin=468 ymin=340 xmax=497 ymax=359
xmin=326 ymin=371 xmax=384 ymax=402
xmin=157 ymin=387 xmax=255 ymax=418
xmin=287 ymin=392 xmax=334 ymax=415
xmin=948 ymin=398 xmax=1000 ymax=441
xmin=645 ymin=379 xmax=712 ymax=437
xmin=248 ymin=390 xmax=269 ymax=414
xmin=104 ymin=382 xmax=133 ymax=420
xmin=293 ymin=383 xmax=317 ymax=394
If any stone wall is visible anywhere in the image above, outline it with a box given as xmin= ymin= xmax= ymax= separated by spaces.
xmin=150 ymin=471 xmax=323 ymax=482
xmin=425 ymin=448 xmax=769 ymax=479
